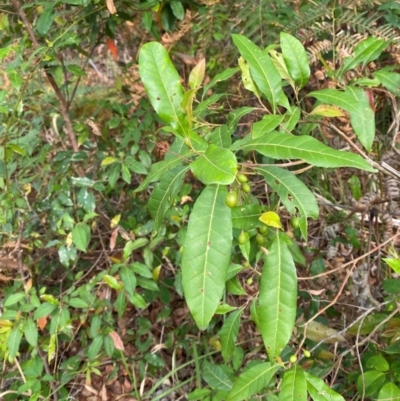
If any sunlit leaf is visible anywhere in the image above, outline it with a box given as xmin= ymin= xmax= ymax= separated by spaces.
xmin=232 ymin=34 xmax=282 ymax=112
xmin=280 ymin=32 xmax=310 ymax=89
xmin=233 ymin=131 xmax=375 ymax=172
xmin=138 ymin=42 xmax=188 ymax=136
xmin=258 ymin=233 xmax=297 ymax=359
xmin=182 ymin=185 xmax=232 ymax=329
xmin=228 ymin=362 xmax=280 ymax=401
xmin=190 ymin=145 xmax=238 ymax=185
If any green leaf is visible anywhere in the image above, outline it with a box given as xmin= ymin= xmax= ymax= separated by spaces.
xmin=258 ymin=233 xmax=297 ymax=359
xmin=101 ymin=156 xmax=118 ymax=166
xmin=226 ymin=276 xmax=247 ymax=295
xmin=123 ymin=238 xmax=149 ymax=260
xmin=77 ymin=187 xmax=95 ymax=213
xmin=34 ymin=302 xmax=57 ymax=320
xmin=232 ymin=34 xmax=282 ymax=112
xmin=148 ymin=166 xmax=188 ymax=231
xmin=142 ymin=11 xmax=152 ymax=31
xmin=238 ymin=56 xmax=261 ymax=97
xmin=7 ymin=71 xmax=22 ymax=90
xmin=7 ymin=143 xmax=26 ymax=156
xmin=231 ymin=204 xmax=264 ymax=230
xmin=226 ymin=264 xmax=244 ymax=281
xmin=233 ymin=132 xmax=375 ymax=172
xmin=356 ymin=370 xmax=386 ymax=396
xmin=90 ymin=315 xmax=101 ymax=338
xmin=280 ymin=32 xmax=310 ymax=89
xmin=130 ymin=262 xmax=152 ymax=278
xmin=219 ymin=309 xmax=243 ymax=362
xmin=228 ymin=362 xmax=280 ymax=401
xmin=71 ymin=176 xmax=96 ymax=187
xmin=346 ymin=86 xmax=375 ymax=151
xmin=279 ymin=365 xmax=307 ymax=401
xmin=215 ymin=304 xmax=238 ymax=314
xmin=130 ymin=292 xmax=147 ymax=308
xmin=66 ymin=64 xmax=86 ymax=77
xmin=7 ymin=325 xmax=22 ymax=359
xmin=170 ymin=0 xmax=185 ymax=19
xmin=378 ymin=383 xmax=400 ymax=401
xmin=259 ymin=211 xmax=282 ymax=229
xmin=138 ymin=42 xmax=188 ymax=136
xmin=120 ymin=266 xmax=137 ymax=298
xmin=182 ymin=185 xmax=232 ymax=330
xmin=36 ymin=6 xmax=55 ymax=35
xmin=252 ymin=115 xmax=285 ymax=139
xmin=211 ymin=125 xmax=231 ymax=148
xmin=190 ymin=145 xmax=238 ymax=185
xmin=72 ymin=223 xmax=91 ymax=252
xmin=383 ymin=258 xmax=400 ymax=274
xmin=203 ymin=67 xmax=239 ymax=94
xmin=88 ymin=335 xmax=103 ymax=361
xmin=4 ymin=292 xmax=26 ymax=307
xmin=269 ymin=49 xmax=295 ymax=85
xmin=305 ymin=372 xmax=345 ymax=401
xmin=134 ymin=156 xmax=185 ymax=193
xmin=309 ymin=104 xmax=345 ymax=117
xmin=227 ymin=107 xmax=255 ymax=132
xmin=195 ymin=93 xmax=226 ymax=116
xmin=189 ymin=57 xmax=205 ymax=89
xmin=23 ymin=319 xmax=38 ymax=347
xmin=366 ymin=354 xmax=389 ymax=372
xmin=202 ymin=360 xmax=233 ymax=391
xmin=308 ymin=87 xmax=375 ymax=151
xmin=257 ymin=166 xmax=319 ymax=238
xmin=373 ymin=68 xmax=400 ymax=96
xmin=68 ymin=297 xmax=89 ymax=308
xmin=188 ymin=388 xmax=212 ymax=400
xmin=341 ymin=37 xmax=389 ymax=73
xmin=282 ymin=106 xmax=301 ymax=132
xmin=104 ymin=274 xmax=124 ymax=290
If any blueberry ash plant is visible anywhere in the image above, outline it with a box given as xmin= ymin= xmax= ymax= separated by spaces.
xmin=137 ymin=31 xmax=395 ymax=399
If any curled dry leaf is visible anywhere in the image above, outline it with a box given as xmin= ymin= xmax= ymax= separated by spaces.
xmin=106 ymin=0 xmax=117 ymax=14
xmin=180 ymin=195 xmax=193 ymax=204
xmin=109 ymin=227 xmax=119 ymax=251
xmin=304 ymin=321 xmax=347 ymax=343
xmin=109 ymin=330 xmax=125 ymax=351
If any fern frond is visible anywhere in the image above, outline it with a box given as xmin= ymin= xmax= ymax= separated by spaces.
xmin=307 ymin=39 xmax=333 ymax=63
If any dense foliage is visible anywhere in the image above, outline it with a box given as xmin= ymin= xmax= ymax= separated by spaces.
xmin=1 ymin=1 xmax=400 ymax=400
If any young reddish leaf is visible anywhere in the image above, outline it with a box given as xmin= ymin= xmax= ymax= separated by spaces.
xmin=37 ymin=317 xmax=48 ymax=331
xmin=106 ymin=37 xmax=118 ymax=61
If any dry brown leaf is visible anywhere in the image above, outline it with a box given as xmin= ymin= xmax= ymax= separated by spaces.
xmin=84 ymin=384 xmax=98 ymax=395
xmin=109 ymin=330 xmax=125 ymax=351
xmin=109 ymin=228 xmax=119 ymax=251
xmin=304 ymin=321 xmax=347 ymax=343
xmin=37 ymin=316 xmax=47 ymax=331
xmin=308 ymin=289 xmax=325 ymax=296
xmin=100 ymin=384 xmax=107 ymax=401
xmin=106 ymin=0 xmax=116 ymax=14
xmin=180 ymin=195 xmax=193 ymax=205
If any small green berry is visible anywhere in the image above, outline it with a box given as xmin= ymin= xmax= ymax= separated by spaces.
xmin=256 ymin=233 xmax=265 ymax=245
xmin=303 ymin=350 xmax=311 ymax=358
xmin=225 ymin=191 xmax=238 ymax=208
xmin=237 ymin=174 xmax=248 ymax=183
xmin=238 ymin=231 xmax=247 ymax=245
xmin=258 ymin=225 xmax=268 ymax=235
xmin=242 ymin=183 xmax=251 ymax=193
xmin=290 ymin=217 xmax=300 ymax=229
xmin=289 ymin=355 xmax=297 ymax=364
